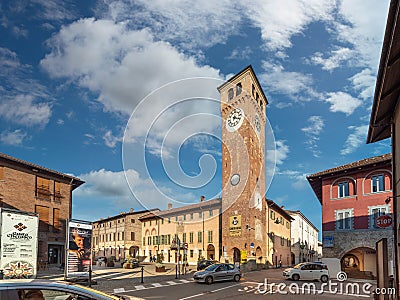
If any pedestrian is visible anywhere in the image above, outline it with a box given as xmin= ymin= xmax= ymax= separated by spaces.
xmin=279 ymin=259 xmax=282 ymax=268
xmin=153 ymin=255 xmax=156 ymax=262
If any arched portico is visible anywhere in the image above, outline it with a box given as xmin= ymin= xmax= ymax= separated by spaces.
xmin=341 ymin=247 xmax=376 ymax=277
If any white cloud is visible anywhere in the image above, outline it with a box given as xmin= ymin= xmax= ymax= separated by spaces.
xmin=301 ymin=116 xmax=325 ymax=157
xmin=276 ymin=169 xmax=308 ymax=190
xmin=310 ymin=47 xmax=354 ymax=71
xmin=0 ymin=48 xmax=52 ymax=127
xmin=324 ymin=92 xmax=362 ymax=115
xmin=226 ymin=47 xmax=253 ymax=60
xmin=245 ymin=0 xmax=336 ymax=50
xmin=0 ymin=94 xmax=52 ymax=127
xmin=335 ymin=0 xmax=389 ymax=71
xmin=40 ymin=18 xmax=225 ymax=158
xmin=301 ymin=116 xmax=324 ymax=135
xmin=260 ymin=61 xmax=320 ymax=102
xmin=103 ymin=130 xmax=122 ymax=148
xmin=340 ymin=124 xmax=369 ymax=155
xmin=349 ymin=68 xmax=376 ymax=100
xmin=0 ymin=129 xmax=28 ymax=146
xmin=267 ymin=140 xmax=290 ymax=166
xmin=104 ymin=0 xmax=335 ymax=52
xmin=75 ymin=168 xmax=197 ymax=210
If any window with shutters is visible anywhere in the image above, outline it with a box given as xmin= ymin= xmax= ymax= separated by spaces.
xmin=35 ymin=205 xmax=50 ymax=231
xmin=54 ymin=181 xmax=62 ymax=203
xmin=336 ymin=209 xmax=352 ymax=230
xmin=198 ymin=231 xmax=203 ymax=243
xmin=208 ymin=231 xmax=213 ymax=243
xmin=53 ymin=208 xmax=60 ymax=231
xmin=36 ymin=177 xmax=51 ymax=201
xmin=189 ymin=232 xmax=194 ymax=244
xmin=131 ymin=232 xmax=135 ymax=241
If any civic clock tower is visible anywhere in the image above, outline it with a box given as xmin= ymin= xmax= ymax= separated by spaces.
xmin=218 ymin=65 xmax=268 ymax=263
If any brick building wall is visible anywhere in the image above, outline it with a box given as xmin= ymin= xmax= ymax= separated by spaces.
xmin=0 ymin=153 xmax=83 ymax=265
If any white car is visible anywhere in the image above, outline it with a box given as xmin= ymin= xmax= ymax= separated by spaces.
xmin=283 ymin=262 xmax=329 ymax=282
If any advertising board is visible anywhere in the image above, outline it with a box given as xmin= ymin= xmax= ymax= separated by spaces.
xmin=0 ymin=208 xmax=39 ymax=279
xmin=66 ymin=219 xmax=92 ymax=278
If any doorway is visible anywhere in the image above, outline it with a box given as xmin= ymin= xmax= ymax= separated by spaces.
xmin=48 ymin=245 xmax=62 ymax=264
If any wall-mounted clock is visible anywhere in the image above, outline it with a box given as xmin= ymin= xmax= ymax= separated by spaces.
xmin=226 ymin=108 xmax=244 ymax=132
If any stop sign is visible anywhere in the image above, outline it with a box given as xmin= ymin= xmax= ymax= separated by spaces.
xmin=376 ymin=215 xmax=393 ymax=228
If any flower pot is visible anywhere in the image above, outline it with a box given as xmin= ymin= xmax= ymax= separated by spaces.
xmin=155 ymin=266 xmax=166 ymax=272
xmin=106 ymin=261 xmax=115 ymax=267
xmin=123 ymin=263 xmax=132 ymax=269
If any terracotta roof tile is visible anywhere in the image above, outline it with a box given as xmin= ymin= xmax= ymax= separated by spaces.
xmin=307 ymin=153 xmax=391 ymax=179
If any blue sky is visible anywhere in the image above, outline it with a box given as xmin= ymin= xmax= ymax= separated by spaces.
xmin=0 ymin=0 xmax=392 ymax=235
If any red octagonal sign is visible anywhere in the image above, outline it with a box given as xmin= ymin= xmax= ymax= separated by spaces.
xmin=376 ymin=215 xmax=393 ymax=228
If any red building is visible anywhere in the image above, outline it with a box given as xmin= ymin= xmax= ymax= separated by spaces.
xmin=307 ymin=154 xmax=393 ymax=278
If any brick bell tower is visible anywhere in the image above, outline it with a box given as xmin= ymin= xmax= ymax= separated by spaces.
xmin=218 ymin=65 xmax=268 ymax=264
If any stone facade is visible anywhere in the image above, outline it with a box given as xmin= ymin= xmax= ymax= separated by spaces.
xmin=139 ymin=198 xmax=221 ymax=265
xmin=92 ymin=209 xmax=156 ymax=261
xmin=0 ymin=153 xmax=84 ymax=265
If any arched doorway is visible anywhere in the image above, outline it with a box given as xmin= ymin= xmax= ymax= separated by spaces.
xmin=342 ymin=254 xmax=360 ymax=271
xmin=291 ymin=252 xmax=295 ymax=265
xmin=233 ymin=247 xmax=240 ymax=263
xmin=341 ymin=247 xmax=376 ymax=278
xmin=207 ymin=244 xmax=215 ymax=260
xmin=129 ymin=246 xmax=139 ymax=258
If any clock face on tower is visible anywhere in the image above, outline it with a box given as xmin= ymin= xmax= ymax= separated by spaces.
xmin=226 ymin=108 xmax=244 ymax=132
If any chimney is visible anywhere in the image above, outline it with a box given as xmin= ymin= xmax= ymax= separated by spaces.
xmin=200 ymin=196 xmax=205 ymax=202
xmin=281 ymin=206 xmax=285 ymax=209
xmin=130 ymin=208 xmax=134 ymax=213
xmin=168 ymin=203 xmax=172 ymax=209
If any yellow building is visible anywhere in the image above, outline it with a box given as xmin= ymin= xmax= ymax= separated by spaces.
xmin=266 ymin=200 xmax=293 ymax=268
xmin=92 ymin=208 xmax=158 ymax=261
xmin=139 ymin=197 xmax=221 ymax=265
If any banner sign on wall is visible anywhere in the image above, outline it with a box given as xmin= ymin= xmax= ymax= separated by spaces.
xmin=229 ymin=215 xmax=242 ymax=237
xmin=0 ymin=208 xmax=39 ymax=279
xmin=66 ymin=219 xmax=92 ymax=278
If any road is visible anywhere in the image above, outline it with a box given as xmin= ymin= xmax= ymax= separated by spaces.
xmin=116 ymin=269 xmax=376 ymax=300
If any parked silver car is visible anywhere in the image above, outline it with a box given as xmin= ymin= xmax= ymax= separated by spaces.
xmin=193 ymin=263 xmax=241 ymax=284
xmin=0 ymin=279 xmax=138 ymax=300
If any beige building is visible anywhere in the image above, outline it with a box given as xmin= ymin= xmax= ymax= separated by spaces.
xmin=139 ymin=197 xmax=222 ymax=265
xmin=266 ymin=200 xmax=293 ymax=267
xmin=286 ymin=210 xmax=320 ymax=265
xmin=92 ymin=208 xmax=157 ymax=261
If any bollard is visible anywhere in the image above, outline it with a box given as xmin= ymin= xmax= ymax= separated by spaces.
xmin=141 ymin=266 xmax=144 ymax=283
xmin=175 ymin=265 xmax=178 ymax=279
xmin=88 ymin=267 xmax=92 ymax=287
xmin=0 ymin=270 xmax=3 ymax=280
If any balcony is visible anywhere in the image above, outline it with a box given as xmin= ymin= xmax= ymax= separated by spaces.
xmin=36 ymin=187 xmax=51 ymax=201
